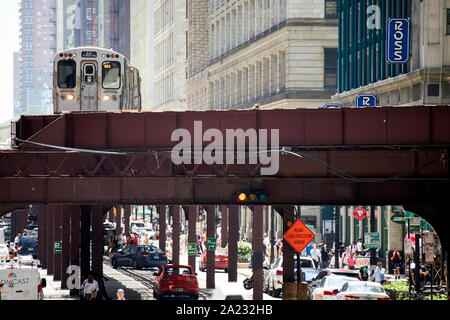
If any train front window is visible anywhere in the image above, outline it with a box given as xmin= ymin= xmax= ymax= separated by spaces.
xmin=102 ymin=61 xmax=121 ymax=89
xmin=58 ymin=60 xmax=76 ymax=89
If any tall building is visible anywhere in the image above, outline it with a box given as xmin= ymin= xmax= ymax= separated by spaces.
xmin=13 ymin=52 xmax=23 ymax=117
xmin=153 ymin=0 xmax=187 ymax=111
xmin=206 ymin=0 xmax=339 ymax=111
xmin=130 ymin=0 xmax=154 ymax=110
xmin=18 ymin=0 xmax=57 ymax=115
xmin=332 ymin=0 xmax=450 ymax=106
xmin=186 ymin=0 xmax=210 ymax=110
xmin=56 ymin=0 xmax=130 ymax=57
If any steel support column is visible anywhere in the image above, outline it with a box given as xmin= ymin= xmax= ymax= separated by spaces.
xmin=157 ymin=206 xmax=166 ymax=253
xmin=53 ymin=205 xmax=62 ymax=281
xmin=46 ymin=205 xmax=55 ymax=275
xmin=275 ymin=206 xmax=295 ymax=299
xmin=115 ymin=205 xmax=122 ymax=236
xmin=220 ymin=205 xmax=228 ymax=247
xmin=228 ymin=205 xmax=239 ymax=282
xmin=11 ymin=209 xmax=27 ymax=241
xmin=205 ymin=205 xmax=216 ymax=289
xmin=186 ymin=206 xmax=197 ymax=271
xmin=91 ymin=206 xmax=104 ymax=280
xmin=124 ymin=205 xmax=131 ymax=235
xmin=37 ymin=205 xmax=47 ymax=267
xmin=252 ymin=205 xmax=264 ymax=300
xmin=70 ymin=206 xmax=80 ymax=296
xmin=80 ymin=206 xmax=91 ymax=283
xmin=171 ymin=205 xmax=180 ymax=265
xmin=61 ymin=206 xmax=70 ymax=289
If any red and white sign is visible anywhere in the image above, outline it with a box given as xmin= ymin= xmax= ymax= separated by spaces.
xmin=353 ymin=207 xmax=367 ymax=220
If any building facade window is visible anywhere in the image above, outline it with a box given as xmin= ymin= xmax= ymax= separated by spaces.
xmin=447 ymin=9 xmax=450 ymax=35
xmin=324 ymin=48 xmax=338 ymax=88
xmin=325 ymin=0 xmax=338 ymax=18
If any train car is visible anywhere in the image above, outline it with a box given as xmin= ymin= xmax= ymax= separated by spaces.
xmin=53 ymin=47 xmax=141 ymax=113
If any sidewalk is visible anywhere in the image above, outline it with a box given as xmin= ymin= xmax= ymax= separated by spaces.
xmin=38 ymin=268 xmax=73 ymax=300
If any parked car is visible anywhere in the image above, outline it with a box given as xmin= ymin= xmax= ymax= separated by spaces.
xmin=131 ymin=222 xmax=146 ymax=233
xmin=263 ymin=255 xmax=316 ymax=298
xmin=199 ymin=247 xmax=229 ymax=272
xmin=111 ymin=245 xmax=167 ymax=269
xmin=336 ymin=281 xmax=390 ymax=300
xmin=18 ymin=236 xmax=38 ymax=259
xmin=153 ymin=265 xmax=199 ymax=300
xmin=135 ymin=227 xmax=155 ymax=239
xmin=311 ymin=276 xmax=360 ymax=300
xmin=210 ymin=281 xmax=245 ymax=300
xmin=307 ymin=268 xmax=362 ymax=300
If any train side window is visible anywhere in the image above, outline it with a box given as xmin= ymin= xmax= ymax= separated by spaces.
xmin=58 ymin=60 xmax=76 ymax=89
xmin=102 ymin=61 xmax=121 ymax=89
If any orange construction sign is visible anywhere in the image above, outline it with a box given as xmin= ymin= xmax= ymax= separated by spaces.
xmin=283 ymin=219 xmax=315 ymax=254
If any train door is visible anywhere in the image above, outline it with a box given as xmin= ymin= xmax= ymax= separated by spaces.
xmin=80 ymin=62 xmax=98 ymax=111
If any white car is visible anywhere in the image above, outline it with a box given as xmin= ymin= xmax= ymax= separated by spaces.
xmin=336 ymin=281 xmax=390 ymax=300
xmin=135 ymin=227 xmax=155 ymax=238
xmin=311 ymin=276 xmax=360 ymax=300
xmin=210 ymin=281 xmax=245 ymax=300
xmin=264 ymin=255 xmax=316 ymax=298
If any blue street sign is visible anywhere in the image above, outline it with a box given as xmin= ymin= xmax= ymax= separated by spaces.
xmin=355 ymin=94 xmax=377 ymax=107
xmin=386 ymin=18 xmax=410 ymax=63
xmin=322 ymin=103 xmax=342 ymax=108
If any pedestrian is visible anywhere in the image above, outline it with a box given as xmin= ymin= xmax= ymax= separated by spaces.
xmin=350 ymin=241 xmax=357 ymax=254
xmin=263 ymin=233 xmax=270 ymax=258
xmin=310 ymin=244 xmax=321 ymax=268
xmin=374 ymin=262 xmax=386 ymax=284
xmin=275 ymin=239 xmax=282 ymax=258
xmin=348 ymin=252 xmax=355 ymax=270
xmin=116 ymin=288 xmax=126 ymax=300
xmin=356 ymin=238 xmax=364 ymax=254
xmin=391 ymin=249 xmax=402 ymax=280
xmin=81 ymin=273 xmax=99 ymax=300
xmin=321 ymin=247 xmax=329 ymax=269
xmin=418 ymin=263 xmax=429 ymax=292
xmin=13 ymin=233 xmax=22 ymax=248
xmin=341 ymin=247 xmax=350 ymax=269
xmin=0 ymin=282 xmax=4 ymax=301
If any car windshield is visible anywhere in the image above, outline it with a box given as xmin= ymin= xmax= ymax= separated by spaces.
xmin=138 ymin=246 xmax=161 ymax=253
xmin=331 ymin=271 xmax=360 ymax=278
xmin=215 ymin=249 xmax=227 ymax=255
xmin=294 ymin=259 xmax=314 ymax=268
xmin=164 ymin=267 xmax=193 ymax=275
xmin=327 ymin=278 xmax=357 ymax=288
xmin=347 ymin=284 xmax=385 ymax=293
xmin=304 ymin=271 xmax=320 ymax=281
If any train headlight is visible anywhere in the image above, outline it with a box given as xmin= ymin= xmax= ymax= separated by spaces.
xmin=103 ymin=94 xmax=111 ymax=102
xmin=67 ymin=94 xmax=75 ymax=101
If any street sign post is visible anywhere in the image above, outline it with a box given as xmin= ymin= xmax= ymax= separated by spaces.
xmin=386 ymin=18 xmax=410 ymax=63
xmin=283 ymin=219 xmax=315 ymax=254
xmin=206 ymin=237 xmax=217 ymax=251
xmin=391 ymin=214 xmax=406 ymax=224
xmin=409 ymin=217 xmax=421 ymax=234
xmin=353 ymin=207 xmax=368 ymax=220
xmin=364 ymin=232 xmax=380 ymax=249
xmin=54 ymin=241 xmax=62 ymax=254
xmin=187 ymin=243 xmax=197 ymax=256
xmin=355 ymin=94 xmax=377 ymax=107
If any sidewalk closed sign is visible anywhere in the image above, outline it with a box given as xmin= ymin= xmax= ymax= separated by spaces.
xmin=54 ymin=241 xmax=62 ymax=254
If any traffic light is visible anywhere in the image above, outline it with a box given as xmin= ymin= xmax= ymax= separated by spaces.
xmin=237 ymin=191 xmax=268 ymax=203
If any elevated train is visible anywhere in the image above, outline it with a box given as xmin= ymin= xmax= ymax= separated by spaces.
xmin=53 ymin=47 xmax=141 ymax=113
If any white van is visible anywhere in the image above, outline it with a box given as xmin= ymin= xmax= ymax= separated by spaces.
xmin=0 ymin=265 xmax=46 ymax=300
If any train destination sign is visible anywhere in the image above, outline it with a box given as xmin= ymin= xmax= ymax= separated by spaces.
xmin=81 ymin=51 xmax=97 ymax=58
xmin=283 ymin=219 xmax=315 ymax=254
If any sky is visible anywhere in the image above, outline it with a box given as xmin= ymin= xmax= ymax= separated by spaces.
xmin=0 ymin=0 xmax=20 ymax=124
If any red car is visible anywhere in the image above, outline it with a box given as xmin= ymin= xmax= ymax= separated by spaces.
xmin=153 ymin=265 xmax=199 ymax=300
xmin=199 ymin=248 xmax=228 ymax=272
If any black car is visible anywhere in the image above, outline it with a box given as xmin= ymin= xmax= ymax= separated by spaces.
xmin=18 ymin=236 xmax=38 ymax=259
xmin=111 ymin=245 xmax=167 ymax=269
